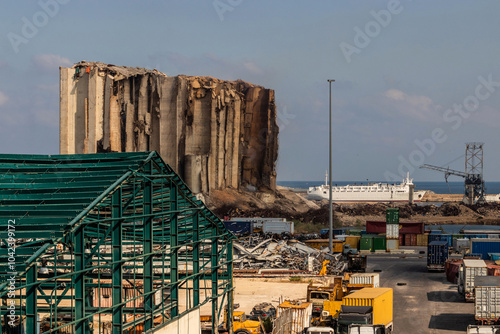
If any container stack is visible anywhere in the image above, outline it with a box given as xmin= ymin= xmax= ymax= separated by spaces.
xmin=386 ymin=208 xmax=399 ymax=251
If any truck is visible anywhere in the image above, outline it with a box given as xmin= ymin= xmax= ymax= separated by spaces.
xmin=474 ymin=276 xmax=500 ymax=325
xmin=458 ymin=259 xmax=488 ymax=302
xmin=307 ymin=278 xmax=345 ymax=316
xmin=339 ymin=287 xmax=393 ymax=334
xmin=427 ymin=240 xmax=448 ymax=271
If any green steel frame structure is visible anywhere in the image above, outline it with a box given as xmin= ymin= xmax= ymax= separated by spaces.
xmin=0 ymin=152 xmax=234 ymax=333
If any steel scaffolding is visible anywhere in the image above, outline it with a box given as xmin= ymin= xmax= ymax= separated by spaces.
xmin=0 ymin=152 xmax=234 ymax=333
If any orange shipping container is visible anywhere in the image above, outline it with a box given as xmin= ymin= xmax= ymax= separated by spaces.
xmin=487 ymin=265 xmax=500 ymax=276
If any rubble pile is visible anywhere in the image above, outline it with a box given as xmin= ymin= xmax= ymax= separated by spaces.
xmin=233 ymin=235 xmax=345 ymax=274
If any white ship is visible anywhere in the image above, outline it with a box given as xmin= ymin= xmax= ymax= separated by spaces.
xmin=307 ymin=172 xmax=426 ymax=202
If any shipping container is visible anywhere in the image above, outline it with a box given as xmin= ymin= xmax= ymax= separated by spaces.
xmin=474 ymin=276 xmax=500 ymax=324
xmin=459 ymin=259 xmax=488 ymax=302
xmin=470 ymin=239 xmax=500 ymax=260
xmin=348 ymin=273 xmax=380 ymax=288
xmin=387 ymin=224 xmax=399 ymax=239
xmin=489 ymin=234 xmax=500 ymax=239
xmin=223 ymin=221 xmax=254 ymax=235
xmin=404 ymin=234 xmax=411 ymax=247
xmin=445 ymin=260 xmax=462 ymax=284
xmin=319 ymin=228 xmax=346 ymax=236
xmin=386 ymin=208 xmax=399 ymax=224
xmin=399 ymin=234 xmax=404 ymax=246
xmin=386 ymin=238 xmax=399 ymax=251
xmin=304 ymin=239 xmax=344 ymax=252
xmin=417 ymin=234 xmax=428 ymax=246
xmin=373 ymin=236 xmax=386 ymax=251
xmin=345 ymin=236 xmax=361 ymax=250
xmin=366 ymin=221 xmax=386 ymax=234
xmin=489 ymin=253 xmax=500 ymax=262
xmin=467 ymin=325 xmax=500 ymax=333
xmin=335 ymin=234 xmax=349 ymax=242
xmin=427 ymin=241 xmax=449 ymax=271
xmin=262 ymin=221 xmax=294 ymax=234
xmin=277 ymin=301 xmax=313 ymax=334
xmin=342 ymin=288 xmax=393 ymax=328
xmin=349 ymin=229 xmax=363 ymax=236
xmin=454 ymin=238 xmax=470 ymax=253
xmin=428 ymin=234 xmax=442 ymax=243
xmin=334 ymin=228 xmax=346 ymax=235
xmin=488 ymin=265 xmax=500 ymax=276
xmin=399 ymin=222 xmax=424 ymax=234
xmin=430 ymin=230 xmax=442 ymax=234
xmin=360 ymin=235 xmax=374 ymax=252
xmin=453 ymin=234 xmax=465 ymax=240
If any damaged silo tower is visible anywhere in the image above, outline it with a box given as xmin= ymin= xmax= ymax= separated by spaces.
xmin=60 ymin=61 xmax=279 ymax=193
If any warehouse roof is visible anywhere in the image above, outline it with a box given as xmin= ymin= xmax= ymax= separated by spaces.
xmin=0 ymin=151 xmax=229 ymax=276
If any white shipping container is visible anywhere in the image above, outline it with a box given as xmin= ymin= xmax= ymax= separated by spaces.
xmin=276 ymin=302 xmax=313 ymax=334
xmin=335 ymin=234 xmax=349 ymax=242
xmin=467 ymin=325 xmax=500 ymax=333
xmin=386 ymin=238 xmax=399 ymax=251
xmin=453 ymin=238 xmax=470 ymax=252
xmin=262 ymin=221 xmax=294 ymax=234
xmin=475 ymin=276 xmax=500 ymax=322
xmin=463 ymin=259 xmax=488 ymax=294
xmin=349 ymin=273 xmax=380 ymax=287
xmin=386 ymin=224 xmax=399 ymax=238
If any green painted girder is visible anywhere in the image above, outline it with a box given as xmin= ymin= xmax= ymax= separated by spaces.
xmin=0 ymin=172 xmax=126 ymax=183
xmin=0 ymin=179 xmax=118 ymax=190
xmin=0 ymin=191 xmax=102 ymax=201
xmin=0 ymin=202 xmax=90 ymax=212
xmin=0 ymin=185 xmax=113 ymax=195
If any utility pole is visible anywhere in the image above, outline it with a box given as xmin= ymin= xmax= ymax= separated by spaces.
xmin=328 ymin=79 xmax=335 ymax=254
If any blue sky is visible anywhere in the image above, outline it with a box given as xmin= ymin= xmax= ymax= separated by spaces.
xmin=0 ymin=1 xmax=499 ymax=182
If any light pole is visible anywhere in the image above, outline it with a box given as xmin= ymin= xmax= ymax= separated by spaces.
xmin=328 ymin=79 xmax=335 ymax=254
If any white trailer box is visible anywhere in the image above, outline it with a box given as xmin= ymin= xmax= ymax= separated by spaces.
xmin=475 ymin=276 xmax=500 ymax=324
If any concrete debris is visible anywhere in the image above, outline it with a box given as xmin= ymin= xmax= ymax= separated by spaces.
xmin=233 ymin=235 xmax=345 ymax=274
xmin=60 ymin=61 xmax=279 ymax=194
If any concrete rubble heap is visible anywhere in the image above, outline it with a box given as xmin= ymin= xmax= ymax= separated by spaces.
xmin=233 ymin=235 xmax=346 ymax=274
xmin=60 ymin=61 xmax=279 ymax=193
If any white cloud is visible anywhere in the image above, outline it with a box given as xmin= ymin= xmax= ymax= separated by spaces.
xmin=31 ymin=54 xmax=72 ymax=72
xmin=0 ymin=91 xmax=9 ymax=106
xmin=380 ymin=89 xmax=441 ymax=122
xmin=243 ymin=61 xmax=264 ymax=75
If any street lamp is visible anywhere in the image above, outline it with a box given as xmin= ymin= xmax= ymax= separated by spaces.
xmin=328 ymin=79 xmax=335 ymax=254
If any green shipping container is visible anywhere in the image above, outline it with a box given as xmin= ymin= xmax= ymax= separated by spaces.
xmin=360 ymin=235 xmax=374 ymax=252
xmin=373 ymin=236 xmax=387 ymax=251
xmin=386 ymin=208 xmax=399 ymax=224
xmin=349 ymin=229 xmax=362 ymax=236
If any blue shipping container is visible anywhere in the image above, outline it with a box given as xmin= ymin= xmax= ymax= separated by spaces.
xmin=223 ymin=221 xmax=253 ymax=235
xmin=427 ymin=241 xmax=449 ymax=269
xmin=471 ymin=239 xmax=500 ymax=260
xmin=428 ymin=234 xmax=442 ymax=243
xmin=440 ymin=234 xmax=453 ymax=247
xmin=488 ymin=253 xmax=500 ymax=261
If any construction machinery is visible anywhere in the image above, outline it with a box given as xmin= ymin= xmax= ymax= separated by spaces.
xmin=420 ymin=142 xmax=485 ymax=204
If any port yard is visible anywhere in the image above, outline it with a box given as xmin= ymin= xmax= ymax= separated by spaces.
xmin=230 ymin=247 xmax=476 ymax=333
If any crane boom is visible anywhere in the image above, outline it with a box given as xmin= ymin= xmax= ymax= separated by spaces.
xmin=419 ymin=164 xmax=468 ymax=178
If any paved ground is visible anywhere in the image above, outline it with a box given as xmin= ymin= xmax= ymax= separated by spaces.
xmin=369 ymin=246 xmax=474 ymax=334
